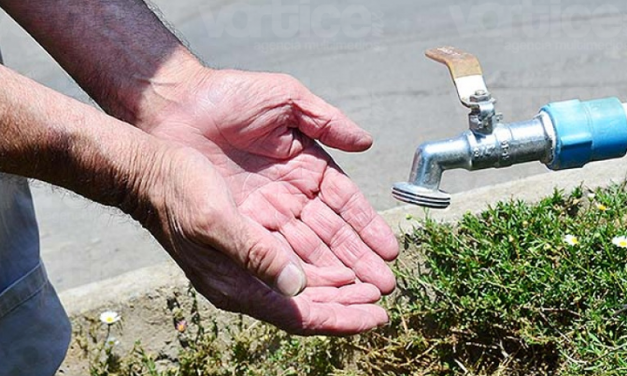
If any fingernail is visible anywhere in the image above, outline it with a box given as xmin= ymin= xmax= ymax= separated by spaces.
xmin=276 ymin=263 xmax=306 ymax=297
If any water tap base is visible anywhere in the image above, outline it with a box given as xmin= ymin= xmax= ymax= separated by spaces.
xmin=392 ymin=183 xmax=451 ymax=209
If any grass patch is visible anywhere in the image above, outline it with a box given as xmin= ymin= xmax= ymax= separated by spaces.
xmin=82 ymin=184 xmax=627 ymax=375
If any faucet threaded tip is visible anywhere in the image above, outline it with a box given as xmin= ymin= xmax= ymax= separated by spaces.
xmin=392 ymin=183 xmax=451 ymax=209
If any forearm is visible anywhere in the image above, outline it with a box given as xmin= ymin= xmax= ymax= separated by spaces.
xmin=0 ymin=0 xmax=203 ymax=128
xmin=0 ymin=64 xmax=166 ymax=217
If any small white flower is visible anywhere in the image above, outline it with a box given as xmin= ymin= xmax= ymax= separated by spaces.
xmin=613 ymin=236 xmax=627 ymax=248
xmin=587 ymin=193 xmax=596 ymax=200
xmin=105 ymin=336 xmax=120 ymax=347
xmin=564 ymin=235 xmax=579 ymax=246
xmin=99 ymin=311 xmax=120 ymax=325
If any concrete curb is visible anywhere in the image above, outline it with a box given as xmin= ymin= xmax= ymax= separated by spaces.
xmin=59 ymin=157 xmax=627 ymax=316
xmin=59 ymin=259 xmax=186 ymax=316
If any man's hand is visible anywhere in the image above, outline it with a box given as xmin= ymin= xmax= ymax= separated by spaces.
xmin=144 ymin=69 xmax=400 ymax=295
xmin=141 ymin=146 xmax=390 ymax=335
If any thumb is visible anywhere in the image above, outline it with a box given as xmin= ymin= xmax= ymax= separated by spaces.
xmin=213 ymin=213 xmax=307 ymax=297
xmin=293 ymin=89 xmax=373 ymax=152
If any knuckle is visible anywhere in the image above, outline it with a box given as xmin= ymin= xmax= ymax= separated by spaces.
xmin=275 ymin=73 xmax=308 ymax=101
xmin=243 ymin=239 xmax=270 ymax=276
xmin=316 ymin=117 xmax=334 ymax=141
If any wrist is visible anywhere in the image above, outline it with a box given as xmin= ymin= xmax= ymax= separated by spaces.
xmin=54 ymin=111 xmax=173 ymax=226
xmin=112 ymin=133 xmax=170 ymax=227
xmin=119 ymin=50 xmax=209 ymax=131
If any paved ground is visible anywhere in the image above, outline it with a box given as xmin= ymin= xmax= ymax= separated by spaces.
xmin=2 ymin=0 xmax=627 ymax=291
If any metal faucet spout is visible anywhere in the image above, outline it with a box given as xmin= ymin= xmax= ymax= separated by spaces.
xmin=408 ymin=137 xmax=471 ymax=191
xmin=393 ymin=116 xmax=555 ymax=209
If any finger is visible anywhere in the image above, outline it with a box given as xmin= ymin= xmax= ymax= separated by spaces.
xmin=254 ymin=290 xmax=389 ymax=335
xmin=293 ymin=301 xmax=389 ymax=335
xmin=292 ymin=88 xmax=373 ymax=152
xmin=191 ymin=264 xmax=388 ymax=335
xmin=182 ymin=248 xmax=387 ymax=335
xmin=209 ymin=212 xmax=307 ymax=297
xmin=271 ymin=230 xmax=356 ymax=287
xmin=301 ymin=198 xmax=396 ymax=295
xmin=320 ymin=165 xmax=399 ymax=262
xmin=302 ymin=264 xmax=356 ymax=287
xmin=301 ymin=283 xmax=381 ymax=305
xmin=279 ymin=217 xmax=345 ymax=267
xmin=236 ymin=178 xmax=347 ymax=269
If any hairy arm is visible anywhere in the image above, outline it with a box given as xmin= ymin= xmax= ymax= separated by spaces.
xmin=0 ymin=63 xmax=165 ymax=217
xmin=0 ymin=0 xmax=200 ymax=127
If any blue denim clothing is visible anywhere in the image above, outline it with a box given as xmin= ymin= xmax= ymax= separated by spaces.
xmin=0 ymin=174 xmax=71 ymax=375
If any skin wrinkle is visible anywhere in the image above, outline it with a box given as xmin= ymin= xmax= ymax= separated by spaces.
xmin=308 ymin=305 xmax=337 ymax=331
xmin=230 ymin=107 xmax=298 ymax=158
xmin=238 ymin=181 xmax=309 ymax=225
xmin=295 ymin=106 xmax=332 ymax=140
xmin=270 ymin=197 xmax=286 ymax=232
xmin=240 ymin=170 xmax=258 ymax=204
xmin=320 ymin=167 xmax=398 ymax=262
xmin=313 ymin=116 xmax=336 ymax=146
xmin=279 ymin=218 xmax=341 ymax=267
xmin=271 ymin=221 xmax=351 ymax=286
xmin=301 ymin=199 xmax=365 ymax=265
xmin=302 ymin=240 xmax=336 ymax=267
xmin=268 ymin=190 xmax=301 ymax=223
xmin=307 ymin=264 xmax=355 ymax=286
xmin=300 ymin=197 xmax=395 ymax=293
xmin=351 ymin=252 xmax=383 ymax=282
xmin=230 ymin=150 xmax=326 ymax=218
xmin=329 ymin=225 xmax=362 ymax=265
xmin=304 ymin=285 xmax=380 ymax=305
xmin=349 ymin=207 xmax=378 ymax=238
xmin=242 ymin=236 xmax=276 ymax=286
xmin=338 ymin=192 xmax=383 ymax=248
xmin=272 ymin=231 xmax=354 ymax=288
xmin=272 ymin=165 xmax=324 ymax=199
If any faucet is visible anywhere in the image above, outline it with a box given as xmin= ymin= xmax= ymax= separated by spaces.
xmin=393 ymin=47 xmax=627 ymax=209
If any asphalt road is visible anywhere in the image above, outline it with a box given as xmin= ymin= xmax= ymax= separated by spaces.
xmin=3 ymin=0 xmax=627 ymax=291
